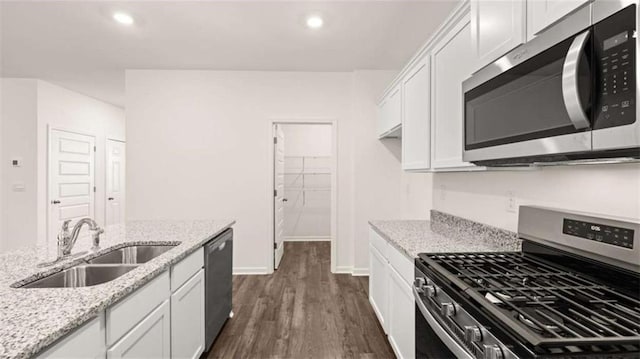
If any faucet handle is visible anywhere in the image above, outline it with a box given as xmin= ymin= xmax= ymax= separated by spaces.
xmin=58 ymin=220 xmax=71 ymax=241
xmin=91 ymin=226 xmax=104 ymax=251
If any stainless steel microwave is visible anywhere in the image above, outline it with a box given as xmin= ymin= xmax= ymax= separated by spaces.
xmin=463 ymin=1 xmax=639 ymax=166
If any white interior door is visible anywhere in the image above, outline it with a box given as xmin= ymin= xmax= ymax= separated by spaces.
xmin=274 ymin=125 xmax=285 ymax=269
xmin=106 ymin=140 xmax=126 ymax=225
xmin=49 ymin=129 xmax=95 ymax=242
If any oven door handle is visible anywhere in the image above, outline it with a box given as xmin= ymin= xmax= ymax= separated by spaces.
xmin=562 ymin=29 xmax=591 ymax=130
xmin=413 ymin=286 xmax=474 ymax=359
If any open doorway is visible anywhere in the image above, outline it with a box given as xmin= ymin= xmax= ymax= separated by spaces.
xmin=271 ymin=121 xmax=336 ymax=272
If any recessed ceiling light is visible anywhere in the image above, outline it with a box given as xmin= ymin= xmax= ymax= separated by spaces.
xmin=306 ymin=16 xmax=323 ymax=29
xmin=113 ymin=12 xmax=134 ymax=26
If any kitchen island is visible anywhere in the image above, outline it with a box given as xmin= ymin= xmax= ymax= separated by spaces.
xmin=0 ymin=219 xmax=235 ymax=359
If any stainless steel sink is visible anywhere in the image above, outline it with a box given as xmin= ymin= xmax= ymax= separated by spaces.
xmin=87 ymin=244 xmax=177 ymax=265
xmin=21 ymin=264 xmax=138 ymax=288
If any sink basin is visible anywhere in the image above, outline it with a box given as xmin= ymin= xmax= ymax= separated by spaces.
xmin=87 ymin=244 xmax=177 ymax=265
xmin=21 ymin=264 xmax=138 ymax=288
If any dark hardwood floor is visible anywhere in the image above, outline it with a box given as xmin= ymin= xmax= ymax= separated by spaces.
xmin=205 ymin=241 xmax=395 ymax=359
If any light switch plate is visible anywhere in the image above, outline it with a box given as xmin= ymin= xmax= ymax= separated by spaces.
xmin=12 ymin=183 xmax=25 ymax=192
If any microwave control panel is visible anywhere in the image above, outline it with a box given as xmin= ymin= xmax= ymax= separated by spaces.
xmin=563 ymin=219 xmax=634 ymax=249
xmin=594 ymin=4 xmax=636 ymax=130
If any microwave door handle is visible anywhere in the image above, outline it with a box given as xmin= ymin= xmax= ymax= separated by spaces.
xmin=562 ymin=30 xmax=591 ymax=130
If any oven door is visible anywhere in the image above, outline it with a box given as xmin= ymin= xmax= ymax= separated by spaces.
xmin=462 ymin=5 xmax=593 ymax=164
xmin=414 ymin=286 xmax=473 ymax=359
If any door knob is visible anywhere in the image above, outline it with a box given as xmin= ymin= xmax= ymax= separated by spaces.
xmin=283 ymin=198 xmax=288 ymax=202
xmin=51 ymin=200 xmax=61 ymax=204
xmin=108 ymin=197 xmax=114 ymax=201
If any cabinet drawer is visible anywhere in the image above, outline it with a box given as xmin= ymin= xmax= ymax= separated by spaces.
xmin=387 ymin=244 xmax=414 ymax=287
xmin=39 ymin=314 xmax=105 ymax=359
xmin=369 ymin=228 xmax=389 ymax=259
xmin=107 ymin=271 xmax=170 ymax=346
xmin=171 ymin=247 xmax=204 ymax=292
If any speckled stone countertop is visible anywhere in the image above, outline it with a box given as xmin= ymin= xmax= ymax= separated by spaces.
xmin=0 ymin=219 xmax=235 ymax=359
xmin=369 ymin=210 xmax=521 ymax=259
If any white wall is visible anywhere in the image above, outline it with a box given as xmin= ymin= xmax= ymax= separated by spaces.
xmin=125 ymin=69 xmax=400 ymax=274
xmin=0 ymin=79 xmax=38 ymax=252
xmin=433 ymin=164 xmax=640 ymax=232
xmin=0 ymin=79 xmax=125 ymax=252
xmin=282 ymin=124 xmax=332 ymax=157
xmin=282 ymin=124 xmax=332 ymax=239
xmin=36 ymin=81 xmax=125 ymax=244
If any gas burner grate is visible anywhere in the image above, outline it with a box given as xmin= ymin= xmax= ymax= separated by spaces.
xmin=422 ymin=252 xmax=640 ymax=349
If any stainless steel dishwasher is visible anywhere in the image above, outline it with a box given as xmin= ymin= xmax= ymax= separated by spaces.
xmin=204 ymin=228 xmax=233 ymax=351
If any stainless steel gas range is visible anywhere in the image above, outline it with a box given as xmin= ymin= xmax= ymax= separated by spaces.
xmin=414 ymin=206 xmax=640 ymax=359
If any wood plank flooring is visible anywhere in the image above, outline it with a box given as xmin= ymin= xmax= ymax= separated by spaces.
xmin=205 ymin=241 xmax=395 ymax=359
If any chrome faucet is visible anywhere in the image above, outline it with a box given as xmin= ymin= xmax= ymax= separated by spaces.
xmin=57 ymin=218 xmax=104 ymax=258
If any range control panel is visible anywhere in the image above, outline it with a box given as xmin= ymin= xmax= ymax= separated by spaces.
xmin=563 ymin=219 xmax=634 ymax=249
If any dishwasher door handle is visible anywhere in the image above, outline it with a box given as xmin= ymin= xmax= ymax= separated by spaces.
xmin=207 ymin=238 xmax=228 ymax=254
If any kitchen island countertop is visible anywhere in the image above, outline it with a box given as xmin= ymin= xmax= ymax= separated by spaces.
xmin=0 ymin=219 xmax=235 ymax=359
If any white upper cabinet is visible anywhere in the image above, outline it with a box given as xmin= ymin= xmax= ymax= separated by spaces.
xmin=526 ymin=0 xmax=590 ymax=40
xmin=431 ymin=12 xmax=478 ymax=170
xmin=401 ymin=55 xmax=431 ymax=171
xmin=378 ymin=84 xmax=402 ymax=138
xmin=470 ymin=0 xmax=526 ymax=72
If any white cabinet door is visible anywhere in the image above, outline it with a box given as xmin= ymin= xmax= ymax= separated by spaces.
xmin=108 ymin=300 xmax=171 ymax=359
xmin=402 ymin=56 xmax=431 ymax=171
xmin=471 ymin=0 xmax=525 ymax=72
xmin=171 ymin=270 xmax=205 ymax=359
xmin=378 ymin=84 xmax=402 ymax=137
xmin=388 ymin=265 xmax=415 ymax=359
xmin=527 ymin=0 xmax=589 ymax=40
xmin=38 ymin=315 xmax=105 ymax=359
xmin=369 ymin=244 xmax=388 ymax=333
xmin=431 ymin=13 xmax=478 ymax=170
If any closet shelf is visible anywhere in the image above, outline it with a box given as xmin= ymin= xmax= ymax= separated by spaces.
xmin=286 ymin=187 xmax=331 ymax=192
xmin=283 ymin=171 xmax=331 ymax=175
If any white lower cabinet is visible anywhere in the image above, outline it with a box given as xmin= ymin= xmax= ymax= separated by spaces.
xmin=39 ymin=246 xmax=207 ymax=359
xmin=108 ymin=300 xmax=171 ymax=359
xmin=388 ymin=266 xmax=415 ymax=359
xmin=38 ymin=315 xmax=106 ymax=359
xmin=369 ymin=228 xmax=415 ymax=359
xmin=171 ymin=269 xmax=205 ymax=359
xmin=369 ymin=244 xmax=389 ymax=333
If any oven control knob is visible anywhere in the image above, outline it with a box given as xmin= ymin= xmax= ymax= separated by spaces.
xmin=414 ymin=277 xmax=426 ymax=291
xmin=483 ymin=344 xmax=504 ymax=359
xmin=424 ymin=285 xmax=437 ymax=297
xmin=441 ymin=303 xmax=456 ymax=317
xmin=464 ymin=326 xmax=482 ymax=343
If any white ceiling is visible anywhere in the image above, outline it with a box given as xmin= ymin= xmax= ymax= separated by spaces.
xmin=0 ymin=1 xmax=459 ymax=107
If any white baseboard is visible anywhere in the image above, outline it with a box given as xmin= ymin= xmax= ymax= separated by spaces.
xmin=233 ymin=267 xmax=269 ymax=275
xmin=284 ymin=236 xmax=331 ymax=242
xmin=334 ymin=266 xmax=353 ymax=274
xmin=334 ymin=266 xmax=370 ymax=276
xmin=352 ymin=267 xmax=369 ymax=276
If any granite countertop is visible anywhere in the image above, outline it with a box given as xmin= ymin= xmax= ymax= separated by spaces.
xmin=0 ymin=219 xmax=235 ymax=359
xmin=369 ymin=211 xmax=522 ymax=259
